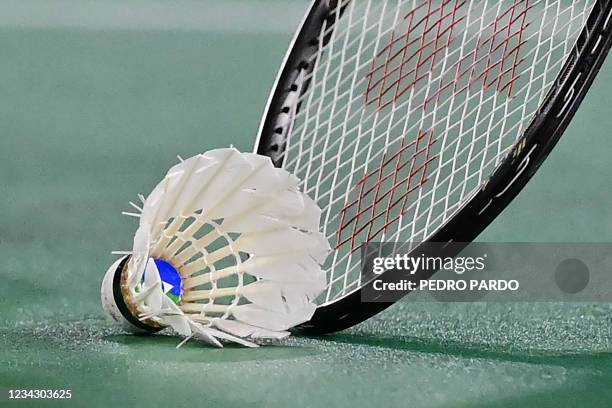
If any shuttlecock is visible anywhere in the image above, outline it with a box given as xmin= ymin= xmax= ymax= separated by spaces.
xmin=101 ymin=148 xmax=330 ymax=347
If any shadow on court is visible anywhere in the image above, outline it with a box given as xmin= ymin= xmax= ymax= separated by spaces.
xmin=312 ymin=332 xmax=612 ymax=370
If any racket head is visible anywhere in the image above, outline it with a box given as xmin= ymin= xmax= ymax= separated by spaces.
xmin=255 ymin=0 xmax=612 ymax=333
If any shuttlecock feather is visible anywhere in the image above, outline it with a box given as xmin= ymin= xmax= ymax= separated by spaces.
xmin=101 ymin=148 xmax=330 ymax=347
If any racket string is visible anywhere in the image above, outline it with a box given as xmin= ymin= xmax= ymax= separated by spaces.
xmin=280 ymin=0 xmax=595 ymax=304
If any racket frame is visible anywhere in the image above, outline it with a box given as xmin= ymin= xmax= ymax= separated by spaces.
xmin=255 ymin=0 xmax=612 ymax=334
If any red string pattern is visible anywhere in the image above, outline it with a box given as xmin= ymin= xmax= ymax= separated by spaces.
xmin=365 ymin=0 xmax=531 ymax=111
xmin=337 ymin=1 xmax=533 ymax=253
xmin=336 ymin=130 xmax=438 ymax=251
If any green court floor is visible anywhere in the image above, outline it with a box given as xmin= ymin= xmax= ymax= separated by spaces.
xmin=1 ymin=2 xmax=611 ymax=407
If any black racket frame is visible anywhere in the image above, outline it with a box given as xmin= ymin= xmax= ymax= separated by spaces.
xmin=255 ymin=0 xmax=612 ymax=334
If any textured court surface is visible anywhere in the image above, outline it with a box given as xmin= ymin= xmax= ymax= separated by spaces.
xmin=1 ymin=1 xmax=611 ymax=407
